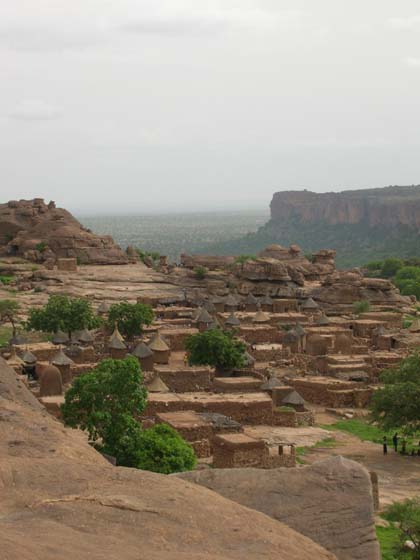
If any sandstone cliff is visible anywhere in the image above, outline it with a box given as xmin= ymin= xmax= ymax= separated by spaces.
xmin=0 ymin=198 xmax=128 ymax=264
xmin=0 ymin=357 xmax=336 ymax=560
xmin=270 ymin=186 xmax=420 ymax=228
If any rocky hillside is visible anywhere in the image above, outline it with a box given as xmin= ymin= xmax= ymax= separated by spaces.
xmin=199 ymin=186 xmax=420 ymax=268
xmin=0 ymin=199 xmax=127 ymax=265
xmin=0 ymin=357 xmax=336 ymax=560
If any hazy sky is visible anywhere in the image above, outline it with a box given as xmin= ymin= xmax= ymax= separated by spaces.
xmin=2 ymin=1 xmax=420 ymax=214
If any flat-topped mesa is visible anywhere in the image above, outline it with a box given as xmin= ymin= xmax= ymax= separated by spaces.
xmin=0 ymin=198 xmax=128 ymax=265
xmin=270 ymin=186 xmax=420 ymax=228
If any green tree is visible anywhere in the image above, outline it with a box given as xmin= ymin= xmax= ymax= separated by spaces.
xmin=194 ymin=266 xmax=207 ymax=280
xmin=107 ymin=302 xmax=154 ymax=339
xmin=135 ymin=423 xmax=196 ymax=474
xmin=381 ymin=258 xmax=404 ymax=278
xmin=234 ymin=255 xmax=257 ymax=264
xmin=384 ymin=498 xmax=420 ymax=559
xmin=186 ymin=329 xmax=246 ymax=372
xmin=0 ymin=299 xmax=20 ymax=337
xmin=26 ymin=295 xmax=100 ymax=338
xmin=61 ymin=356 xmax=148 ymax=464
xmin=353 ymin=300 xmax=371 ymax=315
xmin=394 ymin=267 xmax=420 ymax=299
xmin=371 ymin=353 xmax=420 ymax=433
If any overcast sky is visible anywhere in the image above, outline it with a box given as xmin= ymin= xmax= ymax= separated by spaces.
xmin=1 ymin=0 xmax=420 ymax=214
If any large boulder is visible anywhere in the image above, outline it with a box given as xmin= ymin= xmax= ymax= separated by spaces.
xmin=178 ymin=458 xmax=380 ymax=560
xmin=0 ymin=357 xmax=335 ymax=560
xmin=0 ymin=199 xmax=128 ymax=264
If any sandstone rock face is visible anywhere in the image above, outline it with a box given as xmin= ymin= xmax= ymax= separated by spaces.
xmin=178 ymin=457 xmax=380 ymax=560
xmin=270 ymin=186 xmax=420 ymax=228
xmin=0 ymin=199 xmax=128 ymax=264
xmin=0 ymin=358 xmax=335 ymax=560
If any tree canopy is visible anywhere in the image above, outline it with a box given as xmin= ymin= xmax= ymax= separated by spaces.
xmin=186 ymin=328 xmax=246 ymax=371
xmin=371 ymin=353 xmax=420 ymax=433
xmin=384 ymin=498 xmax=420 ymax=559
xmin=26 ymin=295 xmax=100 ymax=337
xmin=107 ymin=302 xmax=154 ymax=339
xmin=0 ymin=299 xmax=20 ymax=336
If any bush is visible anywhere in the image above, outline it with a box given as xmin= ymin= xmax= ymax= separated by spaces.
xmin=135 ymin=424 xmax=196 ymax=474
xmin=27 ymin=295 xmax=101 ymax=338
xmin=234 ymin=255 xmax=257 ymax=264
xmin=383 ymin=498 xmax=420 ymax=559
xmin=186 ymin=329 xmax=246 ymax=372
xmin=35 ymin=242 xmax=47 ymax=253
xmin=353 ymin=300 xmax=371 ymax=315
xmin=194 ymin=266 xmax=207 ymax=280
xmin=380 ymin=258 xmax=404 ymax=278
xmin=0 ymin=299 xmax=20 ymax=337
xmin=107 ymin=302 xmax=154 ymax=339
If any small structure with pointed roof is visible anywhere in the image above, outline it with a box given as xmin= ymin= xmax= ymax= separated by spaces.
xmin=52 ymin=330 xmax=69 ymax=345
xmin=147 ymin=373 xmax=170 ymax=393
xmin=108 ymin=329 xmax=127 ymax=359
xmin=9 ymin=334 xmax=27 ymax=346
xmin=301 ymin=297 xmax=319 ymax=311
xmin=51 ymin=347 xmax=74 ymax=384
xmin=316 ymin=314 xmax=330 ymax=327
xmin=281 ymin=390 xmax=305 ymax=412
xmin=282 ymin=328 xmax=300 ymax=353
xmin=260 ymin=294 xmax=274 ymax=312
xmin=224 ymin=312 xmax=241 ymax=328
xmin=244 ymin=292 xmax=258 ymax=312
xmin=77 ymin=328 xmax=94 ymax=344
xmin=203 ymin=300 xmax=216 ymax=314
xmin=132 ymin=341 xmax=154 ymax=371
xmin=39 ymin=364 xmax=63 ymax=397
xmin=252 ymin=308 xmax=270 ymax=324
xmin=196 ymin=307 xmax=213 ymax=331
xmin=148 ymin=331 xmax=170 ymax=364
xmin=224 ymin=294 xmax=239 ymax=311
xmin=211 ymin=295 xmax=225 ymax=313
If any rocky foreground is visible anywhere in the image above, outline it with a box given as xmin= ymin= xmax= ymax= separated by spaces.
xmin=0 ymin=357 xmax=338 ymax=560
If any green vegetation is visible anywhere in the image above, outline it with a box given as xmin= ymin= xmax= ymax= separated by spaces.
xmin=376 ymin=525 xmax=411 ymax=559
xmin=0 ymin=325 xmax=12 ymax=347
xmin=135 ymin=423 xmax=196 ymax=474
xmin=186 ymin=329 xmax=246 ymax=372
xmin=62 ymin=357 xmax=195 ymax=473
xmin=107 ymin=302 xmax=154 ymax=339
xmin=365 ymin=257 xmax=420 ymax=299
xmin=193 ymin=265 xmax=207 ymax=280
xmin=0 ymin=299 xmax=20 ymax=338
xmin=371 ymin=353 xmax=420 ymax=433
xmin=381 ymin=498 xmax=420 ymax=559
xmin=135 ymin=248 xmax=160 ymax=266
xmin=0 ymin=275 xmax=14 ymax=285
xmin=26 ymin=295 xmax=101 ymax=338
xmin=35 ymin=242 xmax=47 ymax=253
xmin=234 ymin=254 xmax=257 ymax=264
xmin=353 ymin=300 xmax=371 ymax=315
xmin=295 ymin=437 xmax=338 ymax=464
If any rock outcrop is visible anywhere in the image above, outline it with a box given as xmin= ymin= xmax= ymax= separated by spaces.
xmin=0 ymin=357 xmax=335 ymax=560
xmin=270 ymin=186 xmax=420 ymax=228
xmin=0 ymin=199 xmax=128 ymax=264
xmin=178 ymin=458 xmax=380 ymax=560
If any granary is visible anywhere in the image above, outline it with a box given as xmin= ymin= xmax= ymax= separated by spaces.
xmin=260 ymin=294 xmax=274 ymax=312
xmin=51 ymin=347 xmax=74 ymax=384
xmin=281 ymin=390 xmax=306 ymax=412
xmin=294 ymin=323 xmax=307 ymax=350
xmin=243 ymin=351 xmax=256 ymax=367
xmin=225 ymin=294 xmax=239 ymax=312
xmin=244 ymin=292 xmax=259 ymax=312
xmin=372 ymin=325 xmax=393 ymax=350
xmin=22 ymin=347 xmax=37 ymax=374
xmin=192 ymin=306 xmax=203 ymax=322
xmin=131 ymin=341 xmax=154 ymax=371
xmin=252 ymin=308 xmax=271 ymax=324
xmin=211 ymin=295 xmax=225 ymax=313
xmin=110 ymin=324 xmax=124 ymax=342
xmin=9 ymin=334 xmax=27 ymax=346
xmin=203 ymin=300 xmax=216 ymax=314
xmin=196 ymin=307 xmax=213 ymax=332
xmin=52 ymin=330 xmax=69 ymax=345
xmin=334 ymin=333 xmax=353 ymax=354
xmin=225 ymin=312 xmax=241 ymax=328
xmin=301 ymin=297 xmax=319 ymax=312
xmin=147 ymin=373 xmax=170 ymax=393
xmin=108 ymin=331 xmax=127 ymax=359
xmin=7 ymin=347 xmax=24 ymax=374
xmin=316 ymin=314 xmax=330 ymax=326
xmin=39 ymin=364 xmax=63 ymax=397
xmin=77 ymin=328 xmax=94 ymax=344
xmin=148 ymin=331 xmax=170 ymax=364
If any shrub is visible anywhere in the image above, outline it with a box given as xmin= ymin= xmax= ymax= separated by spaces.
xmin=234 ymin=255 xmax=257 ymax=264
xmin=186 ymin=329 xmax=246 ymax=372
xmin=35 ymin=242 xmax=47 ymax=253
xmin=353 ymin=300 xmax=371 ymax=315
xmin=383 ymin=498 xmax=420 ymax=559
xmin=380 ymin=258 xmax=404 ymax=278
xmin=0 ymin=299 xmax=20 ymax=337
xmin=107 ymin=302 xmax=154 ymax=339
xmin=194 ymin=266 xmax=207 ymax=280
xmin=0 ymin=275 xmax=14 ymax=285
xmin=135 ymin=424 xmax=196 ymax=474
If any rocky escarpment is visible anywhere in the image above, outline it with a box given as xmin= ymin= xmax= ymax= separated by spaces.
xmin=178 ymin=459 xmax=381 ymax=560
xmin=270 ymin=186 xmax=420 ymax=228
xmin=0 ymin=357 xmax=336 ymax=560
xmin=0 ymin=199 xmax=128 ymax=264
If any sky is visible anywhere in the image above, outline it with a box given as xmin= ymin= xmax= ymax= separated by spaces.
xmin=1 ymin=0 xmax=420 ymax=214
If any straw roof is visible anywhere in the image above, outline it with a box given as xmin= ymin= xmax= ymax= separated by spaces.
xmin=111 ymin=325 xmax=124 ymax=342
xmin=260 ymin=375 xmax=283 ymax=391
xmin=9 ymin=334 xmax=27 ymax=346
xmin=132 ymin=342 xmax=153 ymax=359
xmin=252 ymin=309 xmax=271 ymax=323
xmin=282 ymin=390 xmax=305 ymax=406
xmin=283 ymin=329 xmax=299 ymax=343
xmin=211 ymin=295 xmax=225 ymax=305
xmin=147 ymin=374 xmax=169 ymax=393
xmin=22 ymin=348 xmax=37 ymax=364
xmin=316 ymin=314 xmax=330 ymax=326
xmin=77 ymin=328 xmax=94 ymax=343
xmin=243 ymin=351 xmax=256 ymax=366
xmin=225 ymin=312 xmax=241 ymax=327
xmin=52 ymin=330 xmax=69 ymax=344
xmin=51 ymin=347 xmax=74 ymax=366
xmin=245 ymin=293 xmax=258 ymax=305
xmin=294 ymin=323 xmax=306 ymax=337
xmin=108 ymin=333 xmax=127 ymax=350
xmin=301 ymin=297 xmax=319 ymax=310
xmin=196 ymin=308 xmax=213 ymax=324
xmin=192 ymin=306 xmax=203 ymax=322
xmin=203 ymin=300 xmax=216 ymax=313
xmin=225 ymin=294 xmax=238 ymax=307
xmin=260 ymin=294 xmax=274 ymax=306
xmin=148 ymin=331 xmax=169 ymax=352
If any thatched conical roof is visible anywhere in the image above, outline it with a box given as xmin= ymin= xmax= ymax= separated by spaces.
xmin=316 ymin=314 xmax=330 ymax=326
xmin=148 ymin=331 xmax=169 ymax=352
xmin=245 ymin=293 xmax=258 ymax=305
xmin=132 ymin=341 xmax=153 ymax=359
xmin=225 ymin=312 xmax=241 ymax=327
xmin=301 ymin=297 xmax=319 ymax=310
xmin=225 ymin=294 xmax=238 ymax=307
xmin=283 ymin=329 xmax=299 ymax=343
xmin=252 ymin=309 xmax=270 ymax=323
xmin=294 ymin=323 xmax=306 ymax=337
xmin=260 ymin=294 xmax=273 ymax=306
xmin=196 ymin=308 xmax=213 ymax=324
xmin=282 ymin=390 xmax=305 ymax=407
xmin=52 ymin=330 xmax=69 ymax=344
xmin=77 ymin=328 xmax=94 ymax=344
xmin=147 ymin=374 xmax=169 ymax=393
xmin=51 ymin=347 xmax=74 ymax=366
xmin=108 ymin=331 xmax=127 ymax=350
xmin=22 ymin=348 xmax=37 ymax=364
